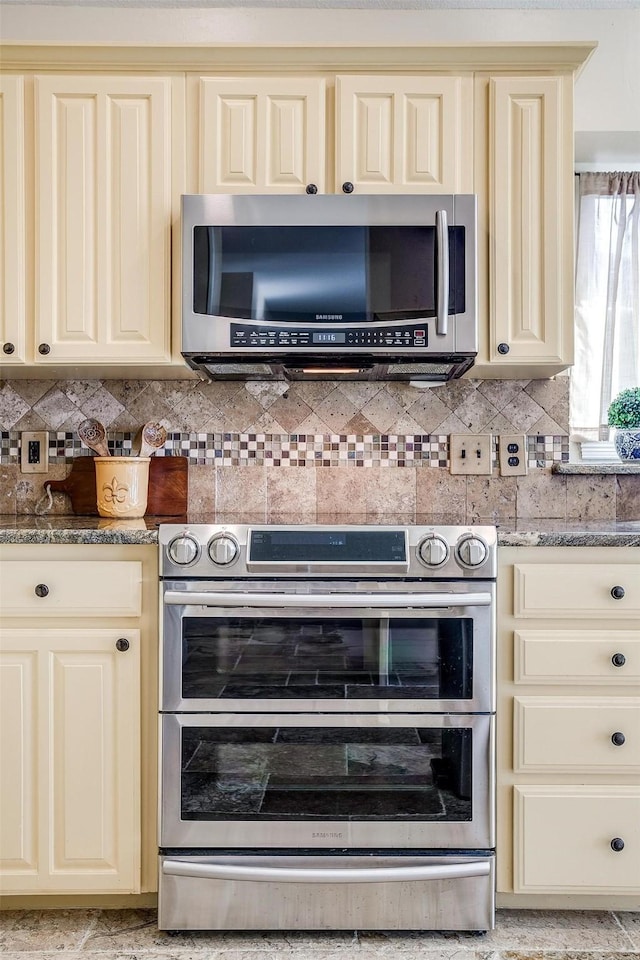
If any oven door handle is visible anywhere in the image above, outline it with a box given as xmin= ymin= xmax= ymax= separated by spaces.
xmin=162 ymin=857 xmax=491 ymax=884
xmin=163 ymin=590 xmax=492 ymax=609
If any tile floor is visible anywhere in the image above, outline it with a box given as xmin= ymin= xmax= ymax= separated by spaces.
xmin=0 ymin=909 xmax=639 ymax=960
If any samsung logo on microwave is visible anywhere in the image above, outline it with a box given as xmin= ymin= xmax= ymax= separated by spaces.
xmin=316 ymin=314 xmax=343 ymax=320
xmin=312 ymin=832 xmax=344 ymax=839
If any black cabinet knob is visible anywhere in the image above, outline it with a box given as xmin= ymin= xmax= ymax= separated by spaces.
xmin=611 ymin=837 xmax=625 ymax=852
xmin=497 ymin=342 xmax=510 ymax=355
xmin=2 ymin=342 xmax=15 ymax=355
xmin=342 ymin=181 xmax=354 ymax=194
xmin=305 ymin=183 xmax=318 ymax=194
xmin=611 ymin=585 xmax=625 ymax=600
xmin=115 ymin=638 xmax=130 ymax=652
xmin=38 ymin=343 xmax=51 ymax=355
xmin=611 ymin=732 xmax=626 ymax=746
xmin=34 ymin=583 xmax=49 ymax=598
xmin=612 ymin=653 xmax=626 ymax=667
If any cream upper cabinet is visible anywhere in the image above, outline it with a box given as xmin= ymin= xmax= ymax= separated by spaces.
xmin=474 ymin=74 xmax=574 ymax=377
xmin=336 ymin=75 xmax=474 ymax=194
xmin=196 ymin=77 xmax=326 ymax=194
xmin=0 ymin=75 xmax=26 ymax=365
xmin=497 ymin=546 xmax=640 ymax=906
xmin=35 ymin=75 xmax=175 ymax=364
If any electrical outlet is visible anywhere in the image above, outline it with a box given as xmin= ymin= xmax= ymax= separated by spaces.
xmin=20 ymin=431 xmax=49 ymax=474
xmin=499 ymin=434 xmax=528 ymax=476
xmin=449 ymin=434 xmax=493 ymax=475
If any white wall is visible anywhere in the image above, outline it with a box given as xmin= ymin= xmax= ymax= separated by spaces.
xmin=2 ymin=5 xmax=639 ymax=147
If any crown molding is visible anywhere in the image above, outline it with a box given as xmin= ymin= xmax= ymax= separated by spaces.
xmin=0 ymin=41 xmax=597 ymax=74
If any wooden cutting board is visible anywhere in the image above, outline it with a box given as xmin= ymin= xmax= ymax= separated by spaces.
xmin=47 ymin=456 xmax=188 ymax=516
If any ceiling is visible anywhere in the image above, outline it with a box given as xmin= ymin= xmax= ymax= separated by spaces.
xmin=2 ymin=0 xmax=637 ymax=8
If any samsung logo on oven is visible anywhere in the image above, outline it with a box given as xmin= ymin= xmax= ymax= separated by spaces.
xmin=315 ymin=314 xmax=343 ymax=320
xmin=312 ymin=832 xmax=344 ymax=839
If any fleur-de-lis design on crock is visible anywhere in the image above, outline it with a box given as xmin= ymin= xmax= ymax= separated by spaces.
xmin=102 ymin=477 xmax=130 ymax=504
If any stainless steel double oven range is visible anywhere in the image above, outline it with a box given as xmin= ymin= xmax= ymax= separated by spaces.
xmin=158 ymin=523 xmax=497 ymax=932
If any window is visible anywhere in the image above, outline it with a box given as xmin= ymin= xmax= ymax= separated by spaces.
xmin=571 ymin=172 xmax=640 ymax=456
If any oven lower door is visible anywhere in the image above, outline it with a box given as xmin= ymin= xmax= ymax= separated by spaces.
xmin=160 ymin=712 xmax=494 ymax=849
xmin=158 ymin=853 xmax=495 ymax=931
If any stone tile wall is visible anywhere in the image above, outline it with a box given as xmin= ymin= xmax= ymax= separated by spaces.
xmin=0 ymin=377 xmax=637 ymax=520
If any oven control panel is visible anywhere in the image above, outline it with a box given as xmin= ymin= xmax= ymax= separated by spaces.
xmin=160 ymin=524 xmax=497 ymax=580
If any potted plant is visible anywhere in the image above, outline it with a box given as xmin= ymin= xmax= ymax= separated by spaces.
xmin=608 ymin=387 xmax=640 ymax=460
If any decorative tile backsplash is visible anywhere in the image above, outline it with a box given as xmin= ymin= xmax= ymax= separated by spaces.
xmin=0 ymin=376 xmax=636 ymax=521
xmin=0 ymin=377 xmax=569 ymax=436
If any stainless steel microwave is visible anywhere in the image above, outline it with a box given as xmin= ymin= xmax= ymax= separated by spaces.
xmin=181 ymin=193 xmax=477 ymax=382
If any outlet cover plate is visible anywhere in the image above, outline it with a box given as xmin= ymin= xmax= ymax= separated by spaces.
xmin=449 ymin=434 xmax=493 ymax=475
xmin=20 ymin=431 xmax=49 ymax=474
xmin=499 ymin=434 xmax=528 ymax=476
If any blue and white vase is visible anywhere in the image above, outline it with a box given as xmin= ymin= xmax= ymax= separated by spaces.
xmin=614 ymin=429 xmax=640 ymax=461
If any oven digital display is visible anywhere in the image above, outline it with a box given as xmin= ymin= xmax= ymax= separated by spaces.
xmin=249 ymin=530 xmax=406 ymax=563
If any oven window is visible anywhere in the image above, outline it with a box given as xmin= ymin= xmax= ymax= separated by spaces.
xmin=181 ymin=617 xmax=473 ymax=700
xmin=180 ymin=726 xmax=472 ymax=821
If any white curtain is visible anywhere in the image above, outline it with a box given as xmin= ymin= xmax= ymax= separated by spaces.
xmin=572 ymin=172 xmax=640 ymax=442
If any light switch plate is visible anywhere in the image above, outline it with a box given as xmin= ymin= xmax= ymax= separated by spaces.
xmin=499 ymin=434 xmax=528 ymax=476
xmin=449 ymin=434 xmax=493 ymax=475
xmin=20 ymin=431 xmax=49 ymax=473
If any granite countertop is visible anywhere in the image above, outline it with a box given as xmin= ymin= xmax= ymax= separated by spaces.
xmin=0 ymin=515 xmax=639 ymax=547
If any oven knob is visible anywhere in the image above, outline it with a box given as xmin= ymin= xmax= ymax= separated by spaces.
xmin=417 ymin=534 xmax=449 ymax=567
xmin=456 ymin=535 xmax=488 ymax=568
xmin=167 ymin=533 xmax=200 ymax=566
xmin=208 ymin=534 xmax=239 ymax=566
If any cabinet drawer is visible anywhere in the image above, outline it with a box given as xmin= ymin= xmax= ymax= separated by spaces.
xmin=513 ymin=785 xmax=640 ymax=893
xmin=0 ymin=561 xmax=142 ymax=617
xmin=513 ymin=697 xmax=640 ymax=773
xmin=514 ymin=630 xmax=640 ymax=684
xmin=513 ymin=563 xmax=640 ymax=619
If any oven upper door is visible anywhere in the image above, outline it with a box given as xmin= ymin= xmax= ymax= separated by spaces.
xmin=160 ymin=712 xmax=494 ymax=850
xmin=161 ymin=579 xmax=495 ymax=713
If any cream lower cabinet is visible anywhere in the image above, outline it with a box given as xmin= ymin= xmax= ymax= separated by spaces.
xmin=497 ymin=547 xmax=640 ymax=906
xmin=0 ymin=544 xmax=158 ymax=897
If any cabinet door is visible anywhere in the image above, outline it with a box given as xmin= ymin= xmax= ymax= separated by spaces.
xmin=487 ymin=76 xmax=573 ymax=369
xmin=513 ymin=785 xmax=640 ymax=894
xmin=35 ymin=75 xmax=173 ymax=363
xmin=0 ymin=628 xmax=140 ymax=894
xmin=336 ymin=75 xmax=473 ymax=194
xmin=198 ymin=77 xmax=325 ymax=194
xmin=0 ymin=75 xmax=26 ymax=365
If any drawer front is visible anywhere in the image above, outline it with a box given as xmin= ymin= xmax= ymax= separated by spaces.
xmin=513 ymin=697 xmax=640 ymax=773
xmin=514 ymin=630 xmax=640 ymax=685
xmin=513 ymin=563 xmax=640 ymax=620
xmin=0 ymin=561 xmax=142 ymax=617
xmin=513 ymin=785 xmax=640 ymax=894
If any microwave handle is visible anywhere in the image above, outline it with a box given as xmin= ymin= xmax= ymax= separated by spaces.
xmin=435 ymin=209 xmax=449 ymax=337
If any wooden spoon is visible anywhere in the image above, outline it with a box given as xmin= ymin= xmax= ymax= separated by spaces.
xmin=138 ymin=422 xmax=167 ymax=457
xmin=78 ymin=418 xmax=110 ymax=457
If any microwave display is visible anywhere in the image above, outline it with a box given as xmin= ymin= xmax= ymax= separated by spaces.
xmin=193 ymin=225 xmax=466 ymax=324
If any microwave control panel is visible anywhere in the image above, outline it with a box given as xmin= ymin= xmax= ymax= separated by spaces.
xmin=230 ymin=323 xmax=427 ymax=348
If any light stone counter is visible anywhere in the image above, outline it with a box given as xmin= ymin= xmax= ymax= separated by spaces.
xmin=0 ymin=515 xmax=639 ymax=547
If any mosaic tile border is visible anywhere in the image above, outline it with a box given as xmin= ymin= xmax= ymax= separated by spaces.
xmin=1 ymin=431 xmax=570 ymax=468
